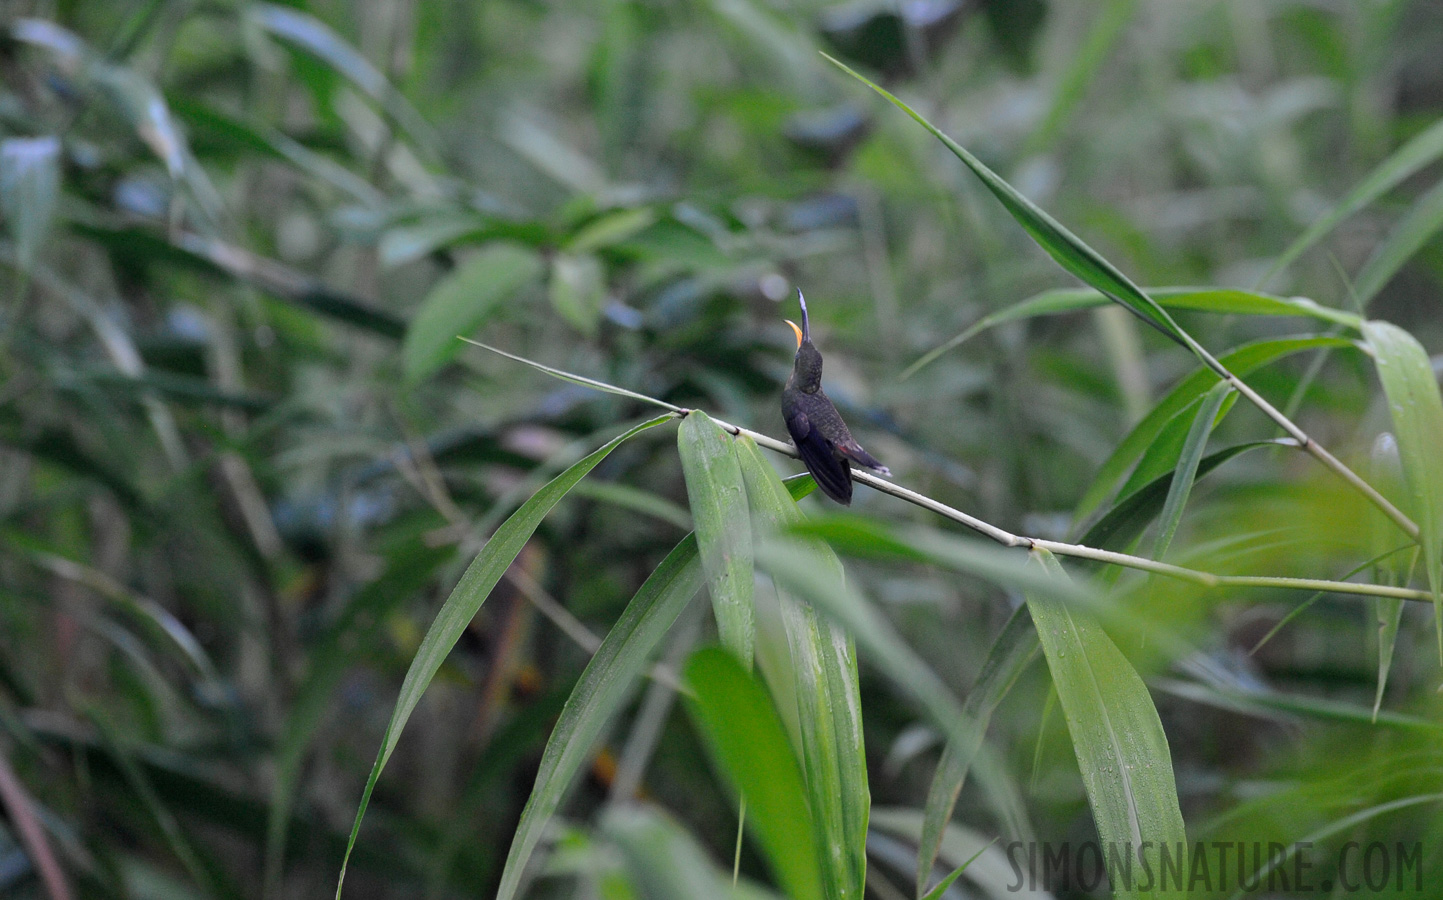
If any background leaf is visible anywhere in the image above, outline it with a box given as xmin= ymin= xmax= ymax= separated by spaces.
xmin=403 ymin=242 xmax=544 ymax=382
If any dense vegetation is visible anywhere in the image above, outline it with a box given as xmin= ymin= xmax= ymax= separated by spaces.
xmin=2 ymin=2 xmax=1442 ymax=898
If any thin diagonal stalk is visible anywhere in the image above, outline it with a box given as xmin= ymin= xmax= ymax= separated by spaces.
xmin=701 ymin=415 xmax=1433 ymax=605
xmin=460 ymin=342 xmax=1428 ymax=606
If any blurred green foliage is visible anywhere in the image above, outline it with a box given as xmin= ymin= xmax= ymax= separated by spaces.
xmin=2 ymin=1 xmax=1443 ymax=898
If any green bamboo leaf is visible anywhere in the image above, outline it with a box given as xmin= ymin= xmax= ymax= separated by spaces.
xmin=1151 ymin=381 xmax=1233 ymax=562
xmin=602 ymin=805 xmax=766 ymax=900
xmin=1258 ymin=116 xmax=1443 ymax=288
xmin=1367 ymin=433 xmax=1411 ymax=720
xmin=1081 ymin=441 xmax=1286 ymax=552
xmin=736 ymin=438 xmax=867 ymax=900
xmin=403 ymin=242 xmax=543 ymax=382
xmin=917 ymin=605 xmax=1039 ymax=897
xmin=495 ymin=534 xmax=704 ymax=900
xmin=826 ymin=54 xmax=1187 ymax=346
xmin=1074 ymin=335 xmax=1356 ymax=527
xmin=1114 ymin=397 xmax=1202 ymax=504
xmin=1353 ymin=176 xmax=1443 ymax=307
xmin=1024 ymin=549 xmax=1187 ymax=900
xmin=334 ymin=413 xmax=676 ymax=898
xmin=0 ymin=136 xmax=61 ymax=270
xmin=758 ymin=541 xmax=1036 ymax=846
xmin=902 ymin=287 xmax=1359 ymax=380
xmin=1362 ymin=320 xmax=1443 ymax=656
xmin=679 ymin=411 xmax=756 ymax=666
xmin=683 ymin=646 xmax=823 ymax=900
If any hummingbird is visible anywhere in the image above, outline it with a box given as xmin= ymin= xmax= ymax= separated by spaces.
xmin=783 ymin=291 xmax=891 ymax=505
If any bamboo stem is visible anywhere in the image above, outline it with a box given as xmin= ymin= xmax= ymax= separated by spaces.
xmin=700 ymin=414 xmax=1433 ymax=605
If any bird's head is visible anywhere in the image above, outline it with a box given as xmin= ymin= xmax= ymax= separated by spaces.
xmin=785 ymin=290 xmax=823 ymax=393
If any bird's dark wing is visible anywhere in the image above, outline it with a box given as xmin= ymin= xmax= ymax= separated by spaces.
xmin=785 ymin=408 xmax=852 ymax=505
xmin=836 ymin=439 xmax=891 ymax=477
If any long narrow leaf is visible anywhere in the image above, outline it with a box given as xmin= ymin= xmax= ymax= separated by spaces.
xmin=1024 ymin=550 xmax=1187 ymax=900
xmin=903 ymin=287 xmax=1358 ymax=380
xmin=1151 ymin=382 xmax=1232 ymax=561
xmin=460 ymin=337 xmax=681 ymax=411
xmin=1074 ymin=336 xmax=1354 ymax=527
xmin=1081 ymin=440 xmax=1288 ymax=552
xmin=335 ymin=413 xmax=677 ymax=898
xmin=683 ymin=647 xmax=823 ymax=900
xmin=736 ymin=438 xmax=867 ymax=900
xmin=917 ymin=605 xmax=1040 ymax=896
xmin=759 ymin=542 xmax=1036 ymax=845
xmin=495 ymin=533 xmax=705 ymax=900
xmin=1362 ymin=321 xmax=1443 ymax=655
xmin=679 ymin=411 xmax=756 ymax=666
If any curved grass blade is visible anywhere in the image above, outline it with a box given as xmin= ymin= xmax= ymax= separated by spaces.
xmin=404 ymin=244 xmax=543 ymax=382
xmin=460 ymin=337 xmax=682 ymax=411
xmin=1362 ymin=320 xmax=1443 ymax=657
xmin=902 ymin=287 xmax=1358 ymax=380
xmin=335 ymin=413 xmax=677 ymax=898
xmin=680 ymin=411 xmax=755 ymax=666
xmin=1353 ymin=176 xmax=1443 ymax=306
xmin=683 ymin=646 xmax=823 ymax=900
xmin=1074 ymin=335 xmax=1355 ymax=527
xmin=737 ymin=438 xmax=867 ymax=900
xmin=825 ymin=54 xmax=1186 ymax=346
xmin=495 ymin=534 xmax=704 ymax=900
xmin=917 ymin=605 xmax=1040 ymax=897
xmin=1024 ymin=550 xmax=1186 ymax=900
xmin=1258 ymin=116 xmax=1443 ymax=288
xmin=1151 ymin=382 xmax=1233 ymax=562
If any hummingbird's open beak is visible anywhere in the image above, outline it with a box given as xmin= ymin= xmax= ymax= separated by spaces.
xmin=785 ymin=319 xmax=804 ymax=349
xmin=797 ymin=290 xmax=810 ymax=341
